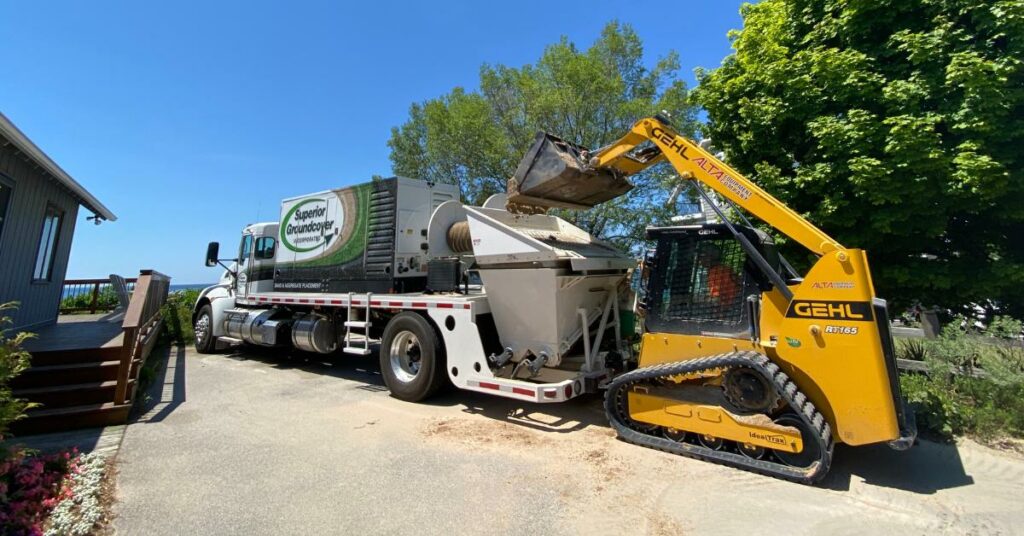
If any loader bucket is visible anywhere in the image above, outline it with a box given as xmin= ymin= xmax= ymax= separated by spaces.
xmin=507 ymin=131 xmax=632 ymax=210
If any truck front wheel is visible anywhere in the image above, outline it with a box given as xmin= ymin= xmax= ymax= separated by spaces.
xmin=194 ymin=304 xmax=217 ymax=354
xmin=379 ymin=312 xmax=446 ymax=402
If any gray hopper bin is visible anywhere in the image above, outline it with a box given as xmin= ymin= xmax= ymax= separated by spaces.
xmin=507 ymin=131 xmax=633 ymax=210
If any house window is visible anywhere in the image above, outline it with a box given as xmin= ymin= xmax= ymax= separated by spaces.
xmin=33 ymin=205 xmax=63 ymax=282
xmin=0 ymin=180 xmax=11 ymax=246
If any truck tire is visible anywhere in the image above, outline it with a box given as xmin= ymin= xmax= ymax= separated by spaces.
xmin=194 ymin=304 xmax=217 ymax=354
xmin=379 ymin=312 xmax=447 ymax=402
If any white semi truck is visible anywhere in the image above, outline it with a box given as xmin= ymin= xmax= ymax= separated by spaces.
xmin=193 ymin=175 xmax=636 ymax=403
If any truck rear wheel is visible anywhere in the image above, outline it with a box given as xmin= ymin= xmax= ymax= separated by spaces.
xmin=194 ymin=304 xmax=217 ymax=354
xmin=379 ymin=312 xmax=446 ymax=402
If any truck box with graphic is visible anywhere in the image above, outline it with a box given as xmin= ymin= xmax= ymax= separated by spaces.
xmin=273 ymin=177 xmax=458 ymax=293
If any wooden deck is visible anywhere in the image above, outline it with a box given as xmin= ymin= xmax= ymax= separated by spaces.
xmin=11 ymin=270 xmax=170 ymax=437
xmin=22 ymin=312 xmax=126 ymax=353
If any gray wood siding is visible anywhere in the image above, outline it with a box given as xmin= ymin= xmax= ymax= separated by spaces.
xmin=0 ymin=142 xmax=80 ymax=331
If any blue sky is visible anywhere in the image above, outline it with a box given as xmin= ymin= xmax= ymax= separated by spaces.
xmin=1 ymin=0 xmax=745 ymax=284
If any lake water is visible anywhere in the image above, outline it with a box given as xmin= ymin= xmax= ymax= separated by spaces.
xmin=62 ymin=282 xmax=214 ymax=300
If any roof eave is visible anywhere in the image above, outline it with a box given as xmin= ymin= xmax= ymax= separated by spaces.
xmin=0 ymin=112 xmax=117 ymax=222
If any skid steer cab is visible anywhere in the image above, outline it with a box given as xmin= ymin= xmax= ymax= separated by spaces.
xmin=614 ymin=221 xmax=917 ymax=483
xmin=639 ymin=224 xmax=779 ymax=340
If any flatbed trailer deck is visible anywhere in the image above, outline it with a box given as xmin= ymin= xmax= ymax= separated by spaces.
xmin=223 ymin=287 xmax=619 ymax=404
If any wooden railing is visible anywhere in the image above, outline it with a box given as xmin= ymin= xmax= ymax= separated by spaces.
xmin=59 ymin=277 xmax=138 ymax=314
xmin=115 ymin=270 xmax=172 ymax=404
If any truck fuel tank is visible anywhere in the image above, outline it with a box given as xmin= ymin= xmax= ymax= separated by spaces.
xmin=224 ymin=309 xmax=290 ymax=346
xmin=291 ymin=313 xmax=337 ymax=354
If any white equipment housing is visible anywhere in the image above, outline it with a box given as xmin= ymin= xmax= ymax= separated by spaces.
xmin=463 ymin=206 xmax=633 ymax=366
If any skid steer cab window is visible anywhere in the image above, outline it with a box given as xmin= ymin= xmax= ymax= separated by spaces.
xmin=644 ymin=225 xmax=774 ymax=338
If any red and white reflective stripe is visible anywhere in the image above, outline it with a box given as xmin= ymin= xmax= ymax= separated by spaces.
xmin=470 ymin=380 xmax=536 ymax=399
xmin=240 ymin=295 xmax=472 ymax=310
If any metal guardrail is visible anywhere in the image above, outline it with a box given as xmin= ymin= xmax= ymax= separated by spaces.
xmin=59 ymin=277 xmax=138 ymax=314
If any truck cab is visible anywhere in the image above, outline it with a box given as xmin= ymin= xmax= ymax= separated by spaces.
xmin=192 ymin=222 xmax=277 ymax=349
xmin=234 ymin=222 xmax=278 ymax=298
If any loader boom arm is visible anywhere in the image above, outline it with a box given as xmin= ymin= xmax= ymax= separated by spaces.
xmin=592 ymin=117 xmax=844 ymax=256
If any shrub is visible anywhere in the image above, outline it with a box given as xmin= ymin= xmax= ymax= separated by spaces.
xmin=988 ymin=315 xmax=1023 ymax=340
xmin=899 ymin=316 xmax=1024 ymax=441
xmin=160 ymin=289 xmax=202 ymax=345
xmin=0 ymin=448 xmax=79 ymax=534
xmin=58 ymin=288 xmax=119 ymax=313
xmin=896 ymin=339 xmax=928 ymax=361
xmin=1 ymin=302 xmax=34 ymax=442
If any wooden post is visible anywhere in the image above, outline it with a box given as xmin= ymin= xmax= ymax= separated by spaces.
xmin=90 ymin=282 xmax=100 ymax=314
xmin=114 ymin=326 xmax=137 ymax=404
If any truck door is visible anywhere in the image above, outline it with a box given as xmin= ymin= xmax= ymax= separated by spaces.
xmin=249 ymin=234 xmax=277 ymax=294
xmin=235 ymin=233 xmax=254 ymax=299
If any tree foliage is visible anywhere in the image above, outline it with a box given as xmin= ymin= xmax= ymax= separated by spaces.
xmin=388 ymin=22 xmax=701 ymax=252
xmin=1 ymin=302 xmax=34 ymax=442
xmin=694 ymin=0 xmax=1024 ymax=315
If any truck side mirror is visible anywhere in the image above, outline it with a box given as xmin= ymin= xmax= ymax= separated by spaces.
xmin=205 ymin=242 xmax=220 ymax=267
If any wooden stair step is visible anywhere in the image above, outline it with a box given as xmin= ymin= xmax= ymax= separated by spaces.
xmin=28 ymin=346 xmax=122 ymax=366
xmin=13 ymin=380 xmax=120 ymax=409
xmin=11 ymin=402 xmax=131 ymax=436
xmin=11 ymin=360 xmax=122 ymax=388
xmin=26 ymin=401 xmax=127 ymax=418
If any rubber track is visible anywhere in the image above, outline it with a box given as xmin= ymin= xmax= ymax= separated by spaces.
xmin=604 ymin=350 xmax=834 ymax=484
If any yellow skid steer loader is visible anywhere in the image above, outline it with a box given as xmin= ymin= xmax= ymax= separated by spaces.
xmin=508 ymin=115 xmax=916 ymax=483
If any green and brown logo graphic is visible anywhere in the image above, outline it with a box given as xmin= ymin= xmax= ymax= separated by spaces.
xmin=278 ymin=184 xmax=369 ymax=267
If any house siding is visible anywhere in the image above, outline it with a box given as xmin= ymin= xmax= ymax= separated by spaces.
xmin=0 ymin=142 xmax=80 ymax=331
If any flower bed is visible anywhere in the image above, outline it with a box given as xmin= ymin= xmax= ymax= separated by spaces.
xmin=43 ymin=453 xmax=107 ymax=536
xmin=0 ymin=448 xmax=108 ymax=536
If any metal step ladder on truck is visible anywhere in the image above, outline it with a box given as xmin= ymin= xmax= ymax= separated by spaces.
xmin=192 ymin=116 xmax=916 ymax=484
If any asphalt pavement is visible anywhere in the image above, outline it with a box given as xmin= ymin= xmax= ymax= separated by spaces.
xmin=112 ymin=345 xmax=1024 ymax=535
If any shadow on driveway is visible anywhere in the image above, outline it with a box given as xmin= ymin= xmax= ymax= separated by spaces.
xmin=206 ymin=344 xmax=976 ymax=495
xmin=132 ymin=345 xmax=187 ymax=424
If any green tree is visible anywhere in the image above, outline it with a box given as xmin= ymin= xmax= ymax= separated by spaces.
xmin=694 ymin=0 xmax=1024 ymax=315
xmin=388 ymin=22 xmax=701 ymax=252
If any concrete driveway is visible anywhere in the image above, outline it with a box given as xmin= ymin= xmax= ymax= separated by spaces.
xmin=113 ymin=346 xmax=1024 ymax=535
